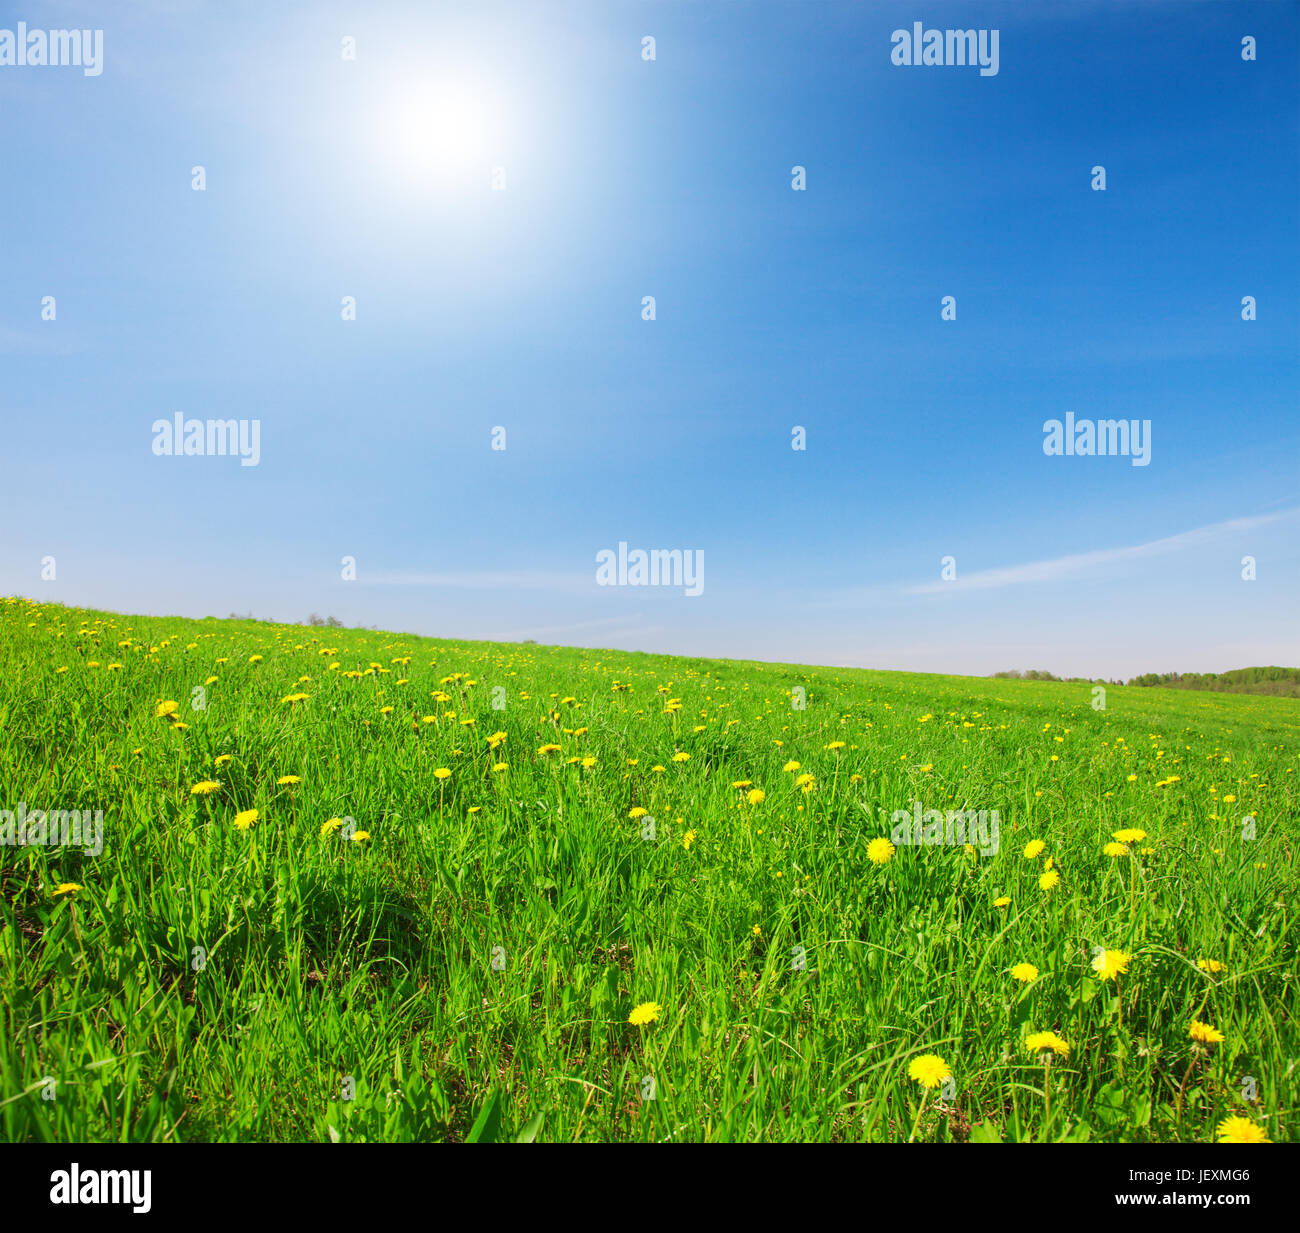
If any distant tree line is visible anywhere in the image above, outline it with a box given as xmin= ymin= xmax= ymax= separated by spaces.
xmin=992 ymin=669 xmax=1125 ymax=685
xmin=991 ymin=666 xmax=1299 ymax=698
xmin=1125 ymin=666 xmax=1300 ymax=698
xmin=220 ymin=612 xmax=362 ymax=629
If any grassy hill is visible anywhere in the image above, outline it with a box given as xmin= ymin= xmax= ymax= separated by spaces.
xmin=1 ymin=598 xmax=1294 ymax=1142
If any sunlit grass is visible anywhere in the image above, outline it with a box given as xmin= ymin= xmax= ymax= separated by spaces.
xmin=0 ymin=597 xmax=1294 ymax=1142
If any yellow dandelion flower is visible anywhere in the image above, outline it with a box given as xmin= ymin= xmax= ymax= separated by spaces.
xmin=628 ymin=1001 xmax=661 ymax=1027
xmin=867 ymin=837 xmax=895 ymax=865
xmin=1091 ymin=949 xmax=1130 ymax=981
xmin=1024 ymin=1031 xmax=1070 ymax=1058
xmin=1215 ymin=1116 xmax=1270 ymax=1143
xmin=1189 ymin=1020 xmax=1225 ymax=1045
xmin=907 ymin=1054 xmax=951 ymax=1089
xmin=1011 ymin=963 xmax=1039 ymax=983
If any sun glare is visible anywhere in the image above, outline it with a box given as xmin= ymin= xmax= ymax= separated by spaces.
xmin=381 ymin=77 xmax=498 ymax=180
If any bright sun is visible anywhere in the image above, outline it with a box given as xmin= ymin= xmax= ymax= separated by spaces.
xmin=382 ymin=78 xmax=497 ymax=179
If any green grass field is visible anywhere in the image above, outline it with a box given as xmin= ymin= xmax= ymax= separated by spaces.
xmin=1 ymin=596 xmax=1294 ymax=1142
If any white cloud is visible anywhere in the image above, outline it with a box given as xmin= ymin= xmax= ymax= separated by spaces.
xmin=904 ymin=509 xmax=1300 ymax=595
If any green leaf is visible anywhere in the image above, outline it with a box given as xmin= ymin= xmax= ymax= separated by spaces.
xmin=515 ymin=1110 xmax=544 ymax=1143
xmin=466 ymin=1090 xmax=502 ymax=1143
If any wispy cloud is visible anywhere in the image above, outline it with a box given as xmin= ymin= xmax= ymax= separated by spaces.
xmin=483 ymin=614 xmax=647 ymax=642
xmin=363 ymin=569 xmax=592 ymax=594
xmin=906 ymin=509 xmax=1300 ymax=595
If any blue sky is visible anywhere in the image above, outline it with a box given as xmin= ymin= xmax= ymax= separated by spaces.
xmin=2 ymin=0 xmax=1297 ymax=677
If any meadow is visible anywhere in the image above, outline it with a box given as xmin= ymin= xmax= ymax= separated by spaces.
xmin=0 ymin=596 xmax=1294 ymax=1143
